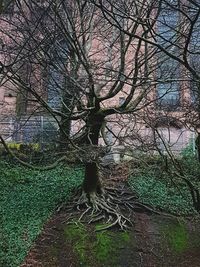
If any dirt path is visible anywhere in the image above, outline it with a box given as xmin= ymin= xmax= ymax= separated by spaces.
xmin=134 ymin=213 xmax=158 ymax=267
xmin=134 ymin=213 xmax=200 ymax=267
xmin=20 ymin=206 xmax=200 ymax=267
xmin=20 ymin=167 xmax=200 ymax=267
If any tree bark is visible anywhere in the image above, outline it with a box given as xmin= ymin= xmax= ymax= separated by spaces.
xmin=82 ymin=113 xmax=104 ymax=196
xmin=195 ymin=133 xmax=200 ymax=163
xmin=83 ymin=162 xmax=102 ymax=195
xmin=59 ymin=118 xmax=71 ymax=150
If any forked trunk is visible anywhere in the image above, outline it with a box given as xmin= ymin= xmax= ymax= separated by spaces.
xmin=73 ymin=114 xmax=131 ymax=230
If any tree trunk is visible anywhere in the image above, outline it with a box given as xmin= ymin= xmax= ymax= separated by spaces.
xmin=59 ymin=118 xmax=71 ymax=150
xmin=82 ymin=113 xmax=104 ymax=196
xmin=195 ymin=133 xmax=200 ymax=163
xmin=83 ymin=162 xmax=102 ymax=195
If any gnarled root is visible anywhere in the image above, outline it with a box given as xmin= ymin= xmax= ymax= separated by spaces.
xmin=57 ymin=182 xmax=173 ymax=231
xmin=64 ymin=186 xmax=137 ymax=231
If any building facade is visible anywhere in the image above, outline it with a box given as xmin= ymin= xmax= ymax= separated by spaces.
xmin=0 ymin=0 xmax=199 ymax=155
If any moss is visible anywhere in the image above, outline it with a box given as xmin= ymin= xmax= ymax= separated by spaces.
xmin=64 ymin=222 xmax=132 ymax=266
xmin=120 ymin=231 xmax=131 ymax=242
xmin=94 ymin=229 xmax=131 ymax=264
xmin=95 ymin=231 xmax=113 ymax=262
xmin=64 ymin=222 xmax=88 ymax=265
xmin=64 ymin=222 xmax=87 ymax=240
xmin=162 ymin=222 xmax=188 ymax=253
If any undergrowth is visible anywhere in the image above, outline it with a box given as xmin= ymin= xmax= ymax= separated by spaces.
xmin=0 ymin=161 xmax=83 ymax=267
xmin=1 ymin=152 xmax=200 ymax=266
xmin=128 ymin=156 xmax=198 ymax=215
xmin=129 ymin=173 xmax=194 ymax=215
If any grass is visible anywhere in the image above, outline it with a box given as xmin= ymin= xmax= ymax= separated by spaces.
xmin=0 ymin=161 xmax=83 ymax=267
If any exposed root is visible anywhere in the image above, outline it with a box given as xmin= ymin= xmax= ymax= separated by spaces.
xmin=61 ymin=186 xmax=137 ymax=231
xmin=57 ymin=183 xmax=167 ymax=231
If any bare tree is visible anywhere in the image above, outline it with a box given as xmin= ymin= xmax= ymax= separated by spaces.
xmin=2 ymin=0 xmax=200 ymax=224
xmin=0 ymin=0 xmax=165 ymax=227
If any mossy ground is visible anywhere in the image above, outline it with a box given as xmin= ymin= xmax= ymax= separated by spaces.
xmin=161 ymin=221 xmax=189 ymax=253
xmin=64 ymin=221 xmax=133 ymax=267
xmin=21 ymin=212 xmax=200 ymax=267
xmin=158 ymin=218 xmax=200 ymax=255
xmin=2 ymin=157 xmax=200 ymax=266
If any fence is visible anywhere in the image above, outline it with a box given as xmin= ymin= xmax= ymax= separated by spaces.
xmin=0 ymin=115 xmax=196 ymax=155
xmin=0 ymin=115 xmax=59 ymax=147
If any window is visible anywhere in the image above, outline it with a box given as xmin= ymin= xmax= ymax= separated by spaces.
xmin=156 ymin=4 xmax=180 ymax=109
xmin=189 ymin=5 xmax=200 ymax=69
xmin=157 ymin=59 xmax=180 ymax=109
xmin=189 ymin=14 xmax=200 ymax=105
xmin=190 ymin=79 xmax=198 ymax=106
xmin=47 ymin=40 xmax=69 ymax=110
xmin=47 ymin=65 xmax=63 ymax=109
xmin=157 ymin=7 xmax=178 ymax=44
xmin=119 ymin=97 xmax=125 ymax=105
